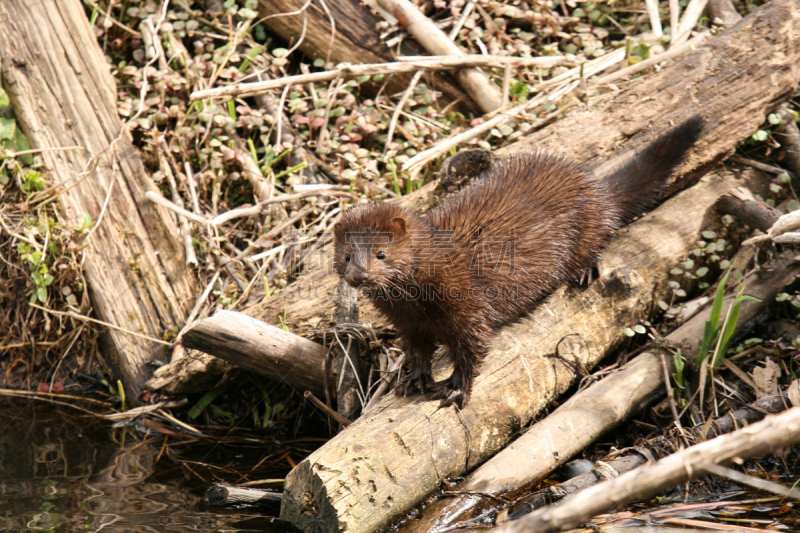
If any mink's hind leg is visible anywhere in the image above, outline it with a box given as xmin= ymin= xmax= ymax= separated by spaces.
xmin=394 ymin=341 xmax=435 ymax=398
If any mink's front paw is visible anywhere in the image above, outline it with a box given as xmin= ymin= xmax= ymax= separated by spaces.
xmin=394 ymin=367 xmax=433 ymax=397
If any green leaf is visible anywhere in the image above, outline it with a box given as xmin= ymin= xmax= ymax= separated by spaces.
xmin=715 ymin=293 xmax=761 ymax=367
xmin=0 ymin=117 xmax=15 ymax=141
xmin=188 ymin=384 xmax=231 ymax=419
xmin=697 ymin=319 xmax=715 ymax=365
xmin=768 ymin=113 xmax=782 ymax=125
xmin=709 ymin=268 xmax=732 ymax=331
xmin=117 ymin=380 xmax=127 ymax=411
xmin=673 ymin=349 xmax=684 ymax=371
xmin=12 ymin=126 xmax=32 ymax=165
xmin=623 ymin=327 xmax=635 ymax=337
xmin=633 ymin=324 xmax=646 ymax=334
xmin=37 ymin=287 xmax=47 ymax=303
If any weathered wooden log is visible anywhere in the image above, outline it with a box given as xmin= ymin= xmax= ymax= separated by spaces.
xmin=248 ymin=0 xmax=800 ymax=336
xmin=254 ymin=0 xmax=477 ymax=112
xmin=277 ymin=166 xmax=768 ymax=533
xmin=500 ymin=407 xmax=800 ymax=533
xmin=708 ymin=0 xmax=743 ymax=27
xmin=502 ymin=391 xmax=794 ymax=522
xmin=509 ymin=0 xmax=800 ymax=184
xmin=145 ymin=351 xmax=243 ymax=395
xmin=0 ymin=0 xmax=197 ymax=402
xmin=335 ymin=280 xmax=362 ymax=423
xmin=178 ymin=310 xmax=328 ymax=396
xmin=205 ymin=483 xmax=281 ymax=507
xmin=715 ymin=191 xmax=783 ymax=233
xmin=405 ymin=245 xmax=800 ymax=532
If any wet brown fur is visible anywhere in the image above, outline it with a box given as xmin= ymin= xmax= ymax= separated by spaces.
xmin=333 ymin=117 xmax=703 ymax=408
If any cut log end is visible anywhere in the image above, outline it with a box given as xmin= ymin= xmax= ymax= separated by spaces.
xmin=280 ymin=461 xmax=341 ymax=533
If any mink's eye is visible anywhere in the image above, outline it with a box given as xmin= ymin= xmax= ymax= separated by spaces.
xmin=376 ymin=251 xmax=387 ymax=260
xmin=344 ymin=254 xmax=351 ymax=262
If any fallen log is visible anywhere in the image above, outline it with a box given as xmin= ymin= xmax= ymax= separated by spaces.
xmin=247 ymin=0 xmax=800 ymax=336
xmin=205 ymin=483 xmax=281 ymax=508
xmin=178 ymin=310 xmax=328 ymax=397
xmin=502 ymin=391 xmax=794 ymax=522
xmin=254 ymin=0 xmax=477 ymax=112
xmin=407 ymin=244 xmax=799 ymax=532
xmin=278 ymin=166 xmax=768 ymax=533
xmin=509 ymin=0 xmax=800 ymax=187
xmin=499 ymin=407 xmax=800 ymax=533
xmin=0 ymin=0 xmax=197 ymax=402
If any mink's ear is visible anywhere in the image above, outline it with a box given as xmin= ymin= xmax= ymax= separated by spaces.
xmin=390 ymin=216 xmax=407 ymax=235
xmin=333 ymin=221 xmax=345 ymax=239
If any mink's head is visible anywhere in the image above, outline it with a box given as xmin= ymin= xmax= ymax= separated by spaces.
xmin=333 ymin=203 xmax=426 ymax=289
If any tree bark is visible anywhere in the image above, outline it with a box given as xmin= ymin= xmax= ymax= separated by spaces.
xmin=278 ymin=166 xmax=768 ymax=533
xmin=255 ymin=0 xmax=478 ymax=113
xmin=0 ymin=0 xmax=197 ymax=403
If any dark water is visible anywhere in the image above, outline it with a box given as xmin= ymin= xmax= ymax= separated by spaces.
xmin=0 ymin=398 xmax=293 ymax=532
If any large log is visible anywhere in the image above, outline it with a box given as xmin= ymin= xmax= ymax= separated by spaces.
xmin=247 ymin=0 xmax=800 ymax=336
xmin=255 ymin=0 xmax=477 ymax=112
xmin=508 ymin=0 xmax=800 ymax=178
xmin=0 ymin=0 xmax=197 ymax=402
xmin=278 ymin=164 xmax=767 ymax=533
xmin=407 ymin=245 xmax=799 ymax=532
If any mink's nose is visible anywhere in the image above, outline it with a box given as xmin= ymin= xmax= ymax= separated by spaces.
xmin=353 ymin=271 xmax=369 ymax=284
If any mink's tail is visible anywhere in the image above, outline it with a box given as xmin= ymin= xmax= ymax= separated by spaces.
xmin=602 ymin=115 xmax=704 ymax=225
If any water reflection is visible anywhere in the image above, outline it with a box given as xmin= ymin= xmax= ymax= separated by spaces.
xmin=0 ymin=398 xmax=288 ymax=532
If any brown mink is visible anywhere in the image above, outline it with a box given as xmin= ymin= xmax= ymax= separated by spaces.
xmin=333 ymin=116 xmax=703 ymax=408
